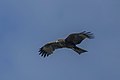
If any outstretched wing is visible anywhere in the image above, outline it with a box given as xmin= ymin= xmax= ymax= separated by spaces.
xmin=65 ymin=31 xmax=94 ymax=45
xmin=38 ymin=41 xmax=65 ymax=57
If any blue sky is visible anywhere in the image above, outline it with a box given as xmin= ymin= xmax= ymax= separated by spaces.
xmin=0 ymin=0 xmax=120 ymax=80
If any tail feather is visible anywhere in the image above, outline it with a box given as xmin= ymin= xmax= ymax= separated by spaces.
xmin=72 ymin=46 xmax=88 ymax=55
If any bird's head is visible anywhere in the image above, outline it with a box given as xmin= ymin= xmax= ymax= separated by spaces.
xmin=56 ymin=39 xmax=65 ymax=42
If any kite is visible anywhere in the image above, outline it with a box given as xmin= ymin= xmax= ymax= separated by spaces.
xmin=39 ymin=31 xmax=94 ymax=57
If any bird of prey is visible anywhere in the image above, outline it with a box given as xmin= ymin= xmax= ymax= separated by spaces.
xmin=39 ymin=31 xmax=94 ymax=57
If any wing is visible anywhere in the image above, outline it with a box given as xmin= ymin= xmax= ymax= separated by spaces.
xmin=65 ymin=31 xmax=94 ymax=45
xmin=38 ymin=41 xmax=65 ymax=57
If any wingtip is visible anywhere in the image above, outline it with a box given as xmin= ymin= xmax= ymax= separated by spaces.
xmin=84 ymin=31 xmax=94 ymax=39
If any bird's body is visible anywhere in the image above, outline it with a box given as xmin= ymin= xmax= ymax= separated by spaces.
xmin=39 ymin=31 xmax=94 ymax=57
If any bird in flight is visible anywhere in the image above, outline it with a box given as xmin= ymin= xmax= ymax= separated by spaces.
xmin=39 ymin=31 xmax=94 ymax=57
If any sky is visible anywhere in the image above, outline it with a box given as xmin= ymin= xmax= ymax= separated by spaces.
xmin=0 ymin=0 xmax=120 ymax=80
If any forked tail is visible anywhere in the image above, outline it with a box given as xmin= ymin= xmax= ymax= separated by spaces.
xmin=72 ymin=46 xmax=88 ymax=55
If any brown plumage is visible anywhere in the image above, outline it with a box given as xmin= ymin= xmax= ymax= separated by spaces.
xmin=39 ymin=31 xmax=94 ymax=57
